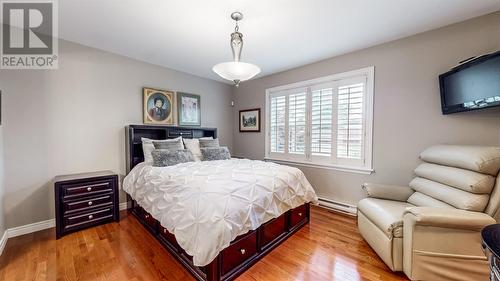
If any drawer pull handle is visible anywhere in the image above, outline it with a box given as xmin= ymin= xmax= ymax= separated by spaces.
xmin=88 ymin=201 xmax=93 ymax=206
xmin=298 ymin=212 xmax=303 ymax=217
xmin=88 ymin=215 xmax=93 ymax=220
xmin=87 ymin=187 xmax=92 ymax=192
xmin=240 ymin=249 xmax=246 ymax=255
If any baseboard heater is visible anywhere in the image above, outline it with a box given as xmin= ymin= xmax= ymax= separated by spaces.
xmin=318 ymin=197 xmax=357 ymax=216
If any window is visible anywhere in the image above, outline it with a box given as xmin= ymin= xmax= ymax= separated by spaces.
xmin=265 ymin=67 xmax=374 ymax=174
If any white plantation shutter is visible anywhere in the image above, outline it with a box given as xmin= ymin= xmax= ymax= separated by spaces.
xmin=270 ymin=95 xmax=286 ymax=153
xmin=266 ymin=67 xmax=373 ymax=173
xmin=288 ymin=92 xmax=307 ymax=154
xmin=311 ymin=87 xmax=333 ymax=157
xmin=337 ymin=82 xmax=365 ymax=161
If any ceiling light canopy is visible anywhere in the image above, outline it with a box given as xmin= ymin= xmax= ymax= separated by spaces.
xmin=213 ymin=12 xmax=261 ymax=87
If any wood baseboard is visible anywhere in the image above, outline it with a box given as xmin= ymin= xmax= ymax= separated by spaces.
xmin=0 ymin=230 xmax=7 ymax=255
xmin=0 ymin=201 xmax=129 ymax=256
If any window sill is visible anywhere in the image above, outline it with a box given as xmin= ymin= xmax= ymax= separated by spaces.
xmin=264 ymin=157 xmax=374 ymax=175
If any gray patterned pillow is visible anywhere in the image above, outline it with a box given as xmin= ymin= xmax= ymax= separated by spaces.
xmin=153 ymin=138 xmax=184 ymax=150
xmin=199 ymin=138 xmax=220 ymax=148
xmin=200 ymin=146 xmax=231 ymax=161
xmin=151 ymin=149 xmax=195 ymax=167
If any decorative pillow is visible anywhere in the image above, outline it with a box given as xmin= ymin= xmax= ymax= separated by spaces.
xmin=153 ymin=138 xmax=184 ymax=150
xmin=183 ymin=138 xmax=202 ymax=161
xmin=151 ymin=149 xmax=195 ymax=167
xmin=199 ymin=138 xmax=220 ymax=148
xmin=200 ymin=146 xmax=231 ymax=161
xmin=142 ymin=137 xmax=182 ymax=163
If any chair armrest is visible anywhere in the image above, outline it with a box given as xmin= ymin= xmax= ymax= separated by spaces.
xmin=404 ymin=207 xmax=496 ymax=231
xmin=362 ymin=182 xmax=414 ymax=201
xmin=402 ymin=207 xmax=493 ymax=279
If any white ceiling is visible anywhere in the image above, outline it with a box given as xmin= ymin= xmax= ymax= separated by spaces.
xmin=58 ymin=0 xmax=500 ymax=82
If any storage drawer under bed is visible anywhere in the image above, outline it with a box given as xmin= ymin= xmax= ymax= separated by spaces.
xmin=290 ymin=204 xmax=308 ymax=229
xmin=133 ymin=206 xmax=158 ymax=231
xmin=128 ymin=199 xmax=311 ymax=281
xmin=159 ymin=226 xmax=181 ymax=251
xmin=259 ymin=215 xmax=286 ymax=249
xmin=221 ymin=231 xmax=258 ymax=276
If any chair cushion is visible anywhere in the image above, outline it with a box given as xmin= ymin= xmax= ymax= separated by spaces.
xmin=358 ymin=198 xmax=414 ymax=238
xmin=409 ymin=177 xmax=490 ymax=212
xmin=420 ymin=145 xmax=500 ymax=176
xmin=414 ymin=163 xmax=495 ymax=194
xmin=407 ymin=192 xmax=455 ymax=208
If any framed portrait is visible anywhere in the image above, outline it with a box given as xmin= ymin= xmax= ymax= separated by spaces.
xmin=239 ymin=108 xmax=260 ymax=132
xmin=177 ymin=92 xmax=201 ymax=126
xmin=143 ymin=87 xmax=175 ymax=125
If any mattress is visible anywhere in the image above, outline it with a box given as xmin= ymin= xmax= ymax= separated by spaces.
xmin=123 ymin=158 xmax=318 ymax=266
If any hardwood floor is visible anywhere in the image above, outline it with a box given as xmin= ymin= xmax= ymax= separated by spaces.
xmin=0 ymin=206 xmax=409 ymax=281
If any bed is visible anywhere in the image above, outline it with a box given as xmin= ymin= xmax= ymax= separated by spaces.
xmin=124 ymin=125 xmax=318 ymax=281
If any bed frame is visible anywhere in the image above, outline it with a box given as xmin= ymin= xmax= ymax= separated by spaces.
xmin=125 ymin=125 xmax=311 ymax=281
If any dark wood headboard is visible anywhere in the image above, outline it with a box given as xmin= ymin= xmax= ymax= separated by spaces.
xmin=126 ymin=125 xmax=217 ymax=173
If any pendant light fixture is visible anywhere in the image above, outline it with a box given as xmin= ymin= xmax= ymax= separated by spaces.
xmin=213 ymin=12 xmax=261 ymax=87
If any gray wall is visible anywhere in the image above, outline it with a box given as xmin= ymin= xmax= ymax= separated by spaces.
xmin=0 ymin=126 xmax=5 ymax=238
xmin=0 ymin=40 xmax=234 ymax=228
xmin=233 ymin=12 xmax=500 ymax=206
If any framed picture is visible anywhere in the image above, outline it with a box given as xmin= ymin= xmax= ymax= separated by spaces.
xmin=143 ymin=87 xmax=175 ymax=125
xmin=177 ymin=92 xmax=201 ymax=126
xmin=239 ymin=108 xmax=261 ymax=132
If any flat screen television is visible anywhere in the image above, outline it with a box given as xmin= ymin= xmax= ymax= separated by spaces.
xmin=439 ymin=50 xmax=500 ymax=114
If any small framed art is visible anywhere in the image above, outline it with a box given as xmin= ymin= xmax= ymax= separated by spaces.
xmin=177 ymin=92 xmax=201 ymax=126
xmin=143 ymin=87 xmax=175 ymax=125
xmin=239 ymin=108 xmax=260 ymax=132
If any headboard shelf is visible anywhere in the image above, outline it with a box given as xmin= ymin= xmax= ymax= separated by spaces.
xmin=126 ymin=125 xmax=217 ymax=172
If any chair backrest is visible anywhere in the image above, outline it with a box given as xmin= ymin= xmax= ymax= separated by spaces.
xmin=485 ymin=173 xmax=500 ymax=222
xmin=406 ymin=145 xmax=500 ymax=216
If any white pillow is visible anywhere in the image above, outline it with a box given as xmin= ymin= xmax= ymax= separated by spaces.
xmin=183 ymin=137 xmax=214 ymax=162
xmin=183 ymin=138 xmax=202 ymax=162
xmin=142 ymin=137 xmax=183 ymax=163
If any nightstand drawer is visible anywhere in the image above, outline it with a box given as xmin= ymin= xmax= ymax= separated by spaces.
xmin=64 ymin=207 xmax=114 ymax=230
xmin=64 ymin=194 xmax=114 ymax=214
xmin=62 ymin=180 xmax=113 ymax=199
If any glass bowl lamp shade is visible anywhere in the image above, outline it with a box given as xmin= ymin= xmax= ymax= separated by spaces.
xmin=213 ymin=12 xmax=261 ymax=87
xmin=212 ymin=61 xmax=261 ymax=84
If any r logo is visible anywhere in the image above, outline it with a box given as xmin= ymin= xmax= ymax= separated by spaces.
xmin=2 ymin=2 xmax=53 ymax=54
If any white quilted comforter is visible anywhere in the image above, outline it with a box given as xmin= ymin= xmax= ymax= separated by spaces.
xmin=123 ymin=159 xmax=318 ymax=266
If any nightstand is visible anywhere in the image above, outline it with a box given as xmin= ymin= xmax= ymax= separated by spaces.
xmin=54 ymin=171 xmax=119 ymax=239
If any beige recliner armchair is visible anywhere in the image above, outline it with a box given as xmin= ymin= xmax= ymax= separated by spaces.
xmin=357 ymin=145 xmax=500 ymax=281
